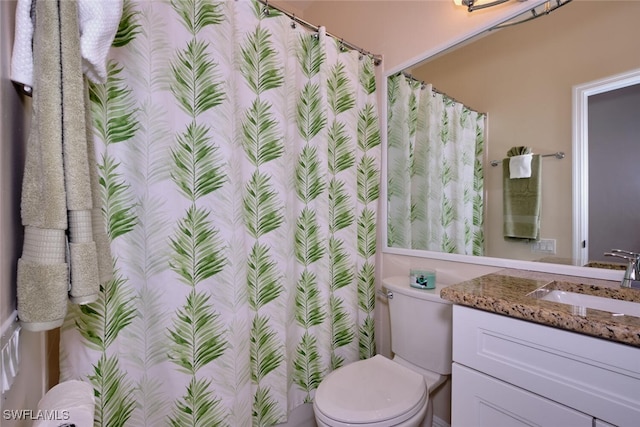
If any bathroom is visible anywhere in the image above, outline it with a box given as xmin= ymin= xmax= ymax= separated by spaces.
xmin=2 ymin=1 xmax=639 ymax=426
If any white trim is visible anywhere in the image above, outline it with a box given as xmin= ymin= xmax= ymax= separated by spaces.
xmin=384 ymin=246 xmax=621 ymax=281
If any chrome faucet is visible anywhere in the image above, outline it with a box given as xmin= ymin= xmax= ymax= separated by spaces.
xmin=604 ymin=249 xmax=640 ymax=288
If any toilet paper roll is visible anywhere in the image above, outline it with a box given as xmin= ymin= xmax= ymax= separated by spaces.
xmin=33 ymin=380 xmax=95 ymax=427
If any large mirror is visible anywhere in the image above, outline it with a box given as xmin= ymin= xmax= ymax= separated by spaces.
xmin=385 ymin=0 xmax=640 ymax=274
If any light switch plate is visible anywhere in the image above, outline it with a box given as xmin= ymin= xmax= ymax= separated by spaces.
xmin=531 ymin=238 xmax=556 ymax=254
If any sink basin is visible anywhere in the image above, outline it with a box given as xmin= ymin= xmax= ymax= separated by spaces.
xmin=527 ymin=281 xmax=640 ymax=317
xmin=538 ymin=290 xmax=640 ymax=317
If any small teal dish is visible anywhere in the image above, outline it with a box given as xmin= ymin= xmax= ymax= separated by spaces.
xmin=409 ymin=269 xmax=436 ymax=290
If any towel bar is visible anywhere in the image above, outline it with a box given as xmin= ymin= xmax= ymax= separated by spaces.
xmin=490 ymin=151 xmax=565 ymax=167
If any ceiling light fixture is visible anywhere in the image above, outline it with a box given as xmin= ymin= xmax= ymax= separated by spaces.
xmin=454 ymin=0 xmax=527 ymax=13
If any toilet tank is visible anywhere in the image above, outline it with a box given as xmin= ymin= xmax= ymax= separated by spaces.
xmin=383 ymin=276 xmax=453 ymax=375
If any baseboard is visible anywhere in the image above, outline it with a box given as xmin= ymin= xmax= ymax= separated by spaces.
xmin=433 ymin=415 xmax=450 ymax=427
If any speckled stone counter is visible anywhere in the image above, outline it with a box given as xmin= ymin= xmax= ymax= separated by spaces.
xmin=440 ymin=269 xmax=640 ymax=347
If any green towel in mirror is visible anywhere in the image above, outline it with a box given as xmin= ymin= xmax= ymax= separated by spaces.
xmin=503 ymin=154 xmax=541 ymax=240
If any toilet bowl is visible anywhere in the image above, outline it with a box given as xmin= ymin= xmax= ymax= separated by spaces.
xmin=313 ymin=355 xmax=429 ymax=427
xmin=313 ymin=276 xmax=453 ymax=427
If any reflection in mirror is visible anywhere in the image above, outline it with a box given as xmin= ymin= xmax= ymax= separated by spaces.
xmin=387 ymin=77 xmax=486 ymax=255
xmin=385 ymin=0 xmax=640 ymax=270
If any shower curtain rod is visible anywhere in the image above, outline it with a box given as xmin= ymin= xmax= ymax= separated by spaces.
xmin=257 ymin=0 xmax=382 ymax=66
xmin=399 ymin=71 xmax=484 ymax=115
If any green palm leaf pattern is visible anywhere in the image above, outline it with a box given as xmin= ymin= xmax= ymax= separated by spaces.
xmin=356 ymin=58 xmax=380 ymax=359
xmin=240 ymin=26 xmax=284 ymax=95
xmin=91 ymin=60 xmax=139 ymax=240
xmin=357 ymin=155 xmax=380 ymax=204
xmin=329 ymin=237 xmax=353 ymax=292
xmin=294 ymin=270 xmax=325 ymax=328
xmin=295 ymin=145 xmax=325 ymax=203
xmin=441 ymin=161 xmax=453 ymax=187
xmin=328 ymin=179 xmax=354 ymax=233
xmin=473 ymin=118 xmax=485 ymax=255
xmin=296 ymin=82 xmax=326 ymax=141
xmin=247 ymin=243 xmax=283 ymax=310
xmin=166 ymin=12 xmax=229 ymax=427
xmin=358 ymin=316 xmax=376 ymax=359
xmin=89 ymin=353 xmax=136 ymax=427
xmin=169 ymin=205 xmax=226 ymax=286
xmin=357 ymin=208 xmax=376 ymax=259
xmin=327 ymin=62 xmax=355 ymax=114
xmin=295 ymin=207 xmax=324 ymax=266
xmin=171 ymin=121 xmax=226 ymax=201
xmin=442 ymin=233 xmax=456 ymax=254
xmin=465 ymin=220 xmax=472 ymax=247
xmin=357 ymin=103 xmax=381 ymax=151
xmin=327 ymin=121 xmax=355 ymax=175
xmin=408 ymin=92 xmax=419 ymax=142
xmin=99 ymin=153 xmax=138 ymax=240
xmin=329 ymin=295 xmax=354 ymax=370
xmin=90 ymin=62 xmax=139 ymax=145
xmin=243 ymin=171 xmax=284 ymax=238
xmin=76 ymin=269 xmax=137 ymax=352
xmin=171 ymin=39 xmax=226 ymax=116
xmin=297 ymin=33 xmax=323 ymax=78
xmin=242 ymin=99 xmax=284 ymax=167
xmin=169 ymin=377 xmax=227 ymax=427
xmin=250 ymin=314 xmax=284 ymax=382
xmin=168 ymin=289 xmax=227 ymax=374
xmin=441 ymin=195 xmax=454 ymax=230
xmin=440 ymin=110 xmax=450 ymax=145
xmin=357 ymin=262 xmax=375 ymax=314
xmin=292 ymin=332 xmax=323 ymax=402
xmin=292 ymin=27 xmax=330 ymax=402
xmin=171 ymin=0 xmax=224 ymax=35
xmin=112 ymin=0 xmax=141 ymax=47
xmin=252 ymin=386 xmax=282 ymax=427
xmin=359 ymin=57 xmax=376 ymax=96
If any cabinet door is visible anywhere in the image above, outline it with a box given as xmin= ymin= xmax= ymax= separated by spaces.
xmin=452 ymin=363 xmax=592 ymax=427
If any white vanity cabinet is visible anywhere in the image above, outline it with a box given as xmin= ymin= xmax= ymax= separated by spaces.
xmin=451 ymin=305 xmax=640 ymax=427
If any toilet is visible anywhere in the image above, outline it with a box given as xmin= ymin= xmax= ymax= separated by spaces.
xmin=313 ymin=276 xmax=453 ymax=427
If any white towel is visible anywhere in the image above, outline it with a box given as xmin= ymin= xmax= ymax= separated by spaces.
xmin=509 ymin=153 xmax=533 ymax=179
xmin=78 ymin=0 xmax=124 ymax=83
xmin=11 ymin=0 xmax=35 ymax=92
xmin=10 ymin=0 xmax=123 ymax=87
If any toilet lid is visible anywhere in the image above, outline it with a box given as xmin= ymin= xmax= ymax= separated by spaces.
xmin=314 ymin=355 xmax=427 ymax=425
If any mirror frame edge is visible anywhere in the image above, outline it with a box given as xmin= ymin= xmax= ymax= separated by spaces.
xmin=380 ymin=0 xmax=624 ymax=282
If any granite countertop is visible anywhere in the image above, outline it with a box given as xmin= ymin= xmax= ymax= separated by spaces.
xmin=440 ymin=269 xmax=640 ymax=347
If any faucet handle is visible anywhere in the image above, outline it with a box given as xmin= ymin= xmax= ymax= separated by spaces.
xmin=610 ymin=249 xmax=640 ymax=258
xmin=605 ymin=251 xmax=640 ymax=287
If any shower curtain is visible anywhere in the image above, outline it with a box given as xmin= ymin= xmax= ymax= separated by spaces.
xmin=59 ymin=1 xmax=380 ymax=426
xmin=387 ymin=74 xmax=484 ymax=255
